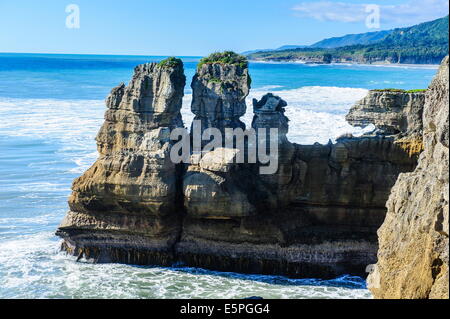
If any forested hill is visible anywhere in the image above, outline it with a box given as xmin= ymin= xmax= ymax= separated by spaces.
xmin=310 ymin=30 xmax=392 ymax=48
xmin=248 ymin=16 xmax=449 ymax=65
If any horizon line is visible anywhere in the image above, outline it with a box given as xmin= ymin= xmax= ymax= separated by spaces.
xmin=0 ymin=51 xmax=205 ymax=58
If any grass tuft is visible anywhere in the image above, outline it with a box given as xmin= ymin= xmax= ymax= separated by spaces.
xmin=157 ymin=57 xmax=183 ymax=69
xmin=197 ymin=51 xmax=248 ymax=70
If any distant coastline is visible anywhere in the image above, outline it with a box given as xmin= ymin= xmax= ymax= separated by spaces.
xmin=247 ymin=16 xmax=449 ymax=67
xmin=248 ymin=58 xmax=440 ymax=69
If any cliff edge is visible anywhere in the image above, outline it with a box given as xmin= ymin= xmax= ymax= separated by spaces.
xmin=368 ymin=56 xmax=449 ymax=299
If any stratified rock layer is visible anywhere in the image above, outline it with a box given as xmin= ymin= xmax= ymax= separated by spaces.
xmin=180 ymin=88 xmax=417 ymax=278
xmin=190 ymin=62 xmax=250 ymax=136
xmin=57 ymin=57 xmax=423 ymax=279
xmin=57 ymin=62 xmax=186 ymax=264
xmin=368 ymin=56 xmax=449 ymax=299
xmin=346 ymin=90 xmax=425 ymax=136
xmin=178 ymin=135 xmax=416 ymax=277
xmin=347 ymin=89 xmax=427 ymax=159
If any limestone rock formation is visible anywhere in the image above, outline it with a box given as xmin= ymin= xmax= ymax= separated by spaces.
xmin=191 ymin=57 xmax=250 ymax=137
xmin=182 ymin=147 xmax=257 ymax=219
xmin=57 ymin=59 xmax=186 ymax=264
xmin=183 ymin=55 xmax=256 ymax=219
xmin=346 ymin=90 xmax=425 ymax=136
xmin=347 ymin=89 xmax=427 ymax=159
xmin=368 ymin=56 xmax=449 ymax=299
xmin=252 ymin=93 xmax=301 ymax=205
xmin=252 ymin=93 xmax=289 ymax=143
xmin=180 ymin=85 xmax=416 ymax=278
xmin=182 ymin=92 xmax=301 ymax=220
xmin=57 ymin=52 xmax=423 ymax=279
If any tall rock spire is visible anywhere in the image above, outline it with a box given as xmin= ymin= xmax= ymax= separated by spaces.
xmin=190 ymin=51 xmax=250 ymax=138
xmin=97 ymin=61 xmax=185 ymax=155
xmin=57 ymin=58 xmax=186 ymax=264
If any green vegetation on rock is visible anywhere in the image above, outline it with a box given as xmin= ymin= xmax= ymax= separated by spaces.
xmin=208 ymin=77 xmax=222 ymax=84
xmin=157 ymin=57 xmax=183 ymax=69
xmin=405 ymin=89 xmax=427 ymax=93
xmin=372 ymin=88 xmax=427 ymax=93
xmin=198 ymin=51 xmax=248 ymax=70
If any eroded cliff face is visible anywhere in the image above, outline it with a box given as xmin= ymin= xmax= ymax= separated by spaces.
xmin=346 ymin=90 xmax=425 ymax=136
xmin=57 ymin=62 xmax=186 ymax=265
xmin=347 ymin=89 xmax=427 ymax=158
xmin=368 ymin=56 xmax=449 ymax=299
xmin=191 ymin=63 xmax=250 ymax=136
xmin=57 ymin=57 xmax=422 ymax=278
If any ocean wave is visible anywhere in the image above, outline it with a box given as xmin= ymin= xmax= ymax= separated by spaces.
xmin=0 ymin=97 xmax=103 ymax=172
xmin=182 ymin=86 xmax=369 ymax=144
xmin=0 ymin=231 xmax=371 ymax=299
xmin=0 ymin=86 xmax=368 ymax=149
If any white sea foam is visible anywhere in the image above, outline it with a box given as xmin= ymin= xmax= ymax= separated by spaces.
xmin=0 ymin=97 xmax=104 ymax=172
xmin=354 ymin=63 xmax=439 ymax=70
xmin=181 ymin=86 xmax=370 ymax=144
xmin=248 ymin=86 xmax=370 ymax=144
xmin=0 ymin=86 xmax=368 ymax=148
xmin=0 ymin=231 xmax=371 ymax=299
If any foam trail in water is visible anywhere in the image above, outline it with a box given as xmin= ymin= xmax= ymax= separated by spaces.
xmin=0 ymin=230 xmax=372 ymax=299
xmin=181 ymin=86 xmax=370 ymax=144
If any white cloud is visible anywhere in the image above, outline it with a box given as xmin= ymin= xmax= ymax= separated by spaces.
xmin=292 ymin=0 xmax=449 ymax=25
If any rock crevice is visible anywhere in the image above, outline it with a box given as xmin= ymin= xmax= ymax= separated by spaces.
xmin=367 ymin=56 xmax=449 ymax=299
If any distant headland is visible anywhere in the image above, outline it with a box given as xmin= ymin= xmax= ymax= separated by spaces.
xmin=247 ymin=16 xmax=449 ymax=65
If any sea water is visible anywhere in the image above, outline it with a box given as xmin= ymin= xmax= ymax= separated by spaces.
xmin=0 ymin=53 xmax=438 ymax=299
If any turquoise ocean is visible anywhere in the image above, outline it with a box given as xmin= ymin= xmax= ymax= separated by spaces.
xmin=0 ymin=53 xmax=438 ymax=298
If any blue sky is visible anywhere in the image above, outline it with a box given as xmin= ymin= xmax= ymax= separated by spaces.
xmin=0 ymin=0 xmax=448 ymax=56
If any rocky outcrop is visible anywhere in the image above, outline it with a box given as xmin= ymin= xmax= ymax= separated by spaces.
xmin=368 ymin=56 xmax=449 ymax=299
xmin=179 ymin=60 xmax=417 ymax=278
xmin=346 ymin=89 xmax=427 ymax=158
xmin=346 ymin=90 xmax=425 ymax=136
xmin=191 ymin=62 xmax=250 ymax=138
xmin=57 ymin=53 xmax=422 ymax=279
xmin=56 ymin=60 xmax=186 ymax=264
xmin=179 ymin=133 xmax=416 ymax=278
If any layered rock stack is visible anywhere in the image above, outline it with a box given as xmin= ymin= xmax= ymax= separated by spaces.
xmin=183 ymin=52 xmax=256 ymax=219
xmin=346 ymin=89 xmax=426 ymax=157
xmin=368 ymin=56 xmax=449 ymax=299
xmin=57 ymin=59 xmax=186 ymax=264
xmin=191 ymin=52 xmax=250 ymax=140
xmin=346 ymin=89 xmax=425 ymax=136
xmin=57 ymin=52 xmax=426 ymax=279
xmin=252 ymin=93 xmax=289 ymax=143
